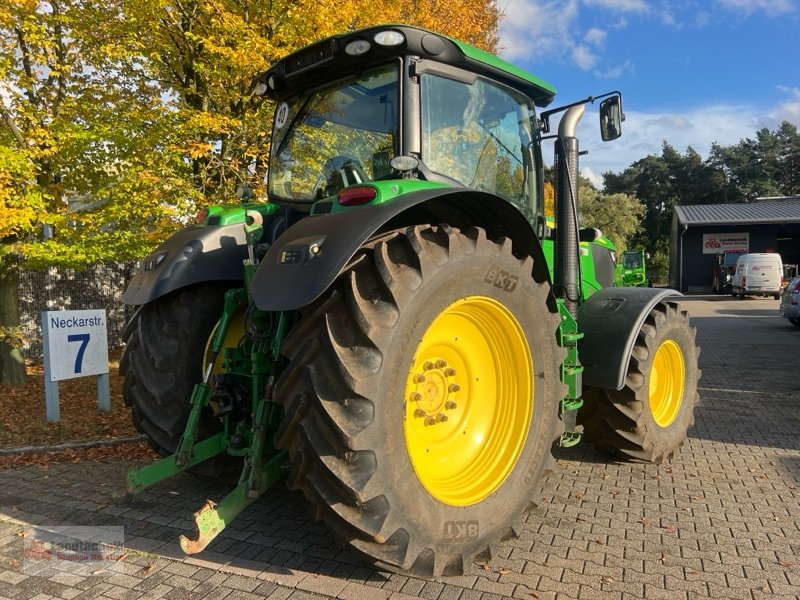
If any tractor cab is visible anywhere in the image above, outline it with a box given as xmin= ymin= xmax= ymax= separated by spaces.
xmin=257 ymin=26 xmax=564 ymax=224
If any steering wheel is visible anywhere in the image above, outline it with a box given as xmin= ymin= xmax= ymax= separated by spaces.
xmin=314 ymin=155 xmax=368 ymax=198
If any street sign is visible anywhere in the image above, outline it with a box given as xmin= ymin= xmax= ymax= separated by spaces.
xmin=41 ymin=309 xmax=111 ymax=422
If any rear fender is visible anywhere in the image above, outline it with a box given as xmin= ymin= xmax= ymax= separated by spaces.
xmin=579 ymin=287 xmax=683 ymax=391
xmin=252 ymin=188 xmax=550 ymax=311
xmin=123 ymin=224 xmax=248 ymax=306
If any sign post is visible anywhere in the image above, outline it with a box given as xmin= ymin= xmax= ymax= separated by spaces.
xmin=41 ymin=309 xmax=110 ymax=422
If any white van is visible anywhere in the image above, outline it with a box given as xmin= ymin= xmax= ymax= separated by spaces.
xmin=731 ymin=253 xmax=783 ymax=299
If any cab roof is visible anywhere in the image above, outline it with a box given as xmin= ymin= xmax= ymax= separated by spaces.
xmin=257 ymin=24 xmax=557 ymax=107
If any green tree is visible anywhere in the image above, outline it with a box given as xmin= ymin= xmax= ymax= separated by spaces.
xmin=603 ymin=143 xmax=706 ymax=257
xmin=708 ymin=122 xmax=800 ymax=201
xmin=579 ymin=186 xmax=644 ymax=257
xmin=543 ymin=166 xmax=644 ymax=255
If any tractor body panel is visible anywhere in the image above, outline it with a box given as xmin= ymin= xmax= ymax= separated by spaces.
xmin=541 ymin=234 xmax=616 ymax=300
xmin=578 ymin=286 xmax=682 ymax=390
xmin=253 ymin=187 xmax=550 ymax=311
xmin=123 ymin=204 xmax=282 ymax=306
xmin=123 ymin=224 xmax=249 ymax=306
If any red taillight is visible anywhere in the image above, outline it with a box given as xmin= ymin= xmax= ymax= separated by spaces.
xmin=194 ymin=207 xmax=209 ymax=224
xmin=741 ymin=275 xmax=746 ymax=287
xmin=337 ymin=186 xmax=378 ymax=206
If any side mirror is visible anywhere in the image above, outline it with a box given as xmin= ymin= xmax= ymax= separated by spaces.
xmin=599 ymin=95 xmax=623 ymax=141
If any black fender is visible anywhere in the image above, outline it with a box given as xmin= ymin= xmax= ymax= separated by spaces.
xmin=578 ymin=287 xmax=683 ymax=391
xmin=252 ymin=188 xmax=549 ymax=311
xmin=122 ymin=224 xmax=248 ymax=306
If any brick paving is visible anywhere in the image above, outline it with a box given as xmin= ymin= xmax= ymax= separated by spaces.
xmin=1 ymin=296 xmax=798 ymax=599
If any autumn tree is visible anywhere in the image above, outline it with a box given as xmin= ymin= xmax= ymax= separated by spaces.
xmin=0 ymin=0 xmax=199 ymax=383
xmin=1 ymin=0 xmax=502 ymax=383
xmin=114 ymin=0 xmax=501 ymax=202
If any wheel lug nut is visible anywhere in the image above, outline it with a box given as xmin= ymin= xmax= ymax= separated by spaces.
xmin=410 ymin=392 xmax=422 ymax=402
xmin=435 ymin=359 xmax=447 ymax=369
xmin=445 ymin=401 xmax=458 ymax=410
xmin=423 ymin=361 xmax=435 ymax=371
xmin=413 ymin=374 xmax=426 ymax=383
xmin=437 ymin=413 xmax=448 ymax=422
xmin=448 ymin=383 xmax=461 ymax=393
xmin=444 ymin=368 xmax=457 ymax=377
xmin=424 ymin=416 xmax=437 ymax=426
xmin=414 ymin=408 xmax=426 ymax=418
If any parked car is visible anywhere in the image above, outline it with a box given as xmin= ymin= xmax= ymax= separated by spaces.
xmin=779 ymin=275 xmax=800 ymax=327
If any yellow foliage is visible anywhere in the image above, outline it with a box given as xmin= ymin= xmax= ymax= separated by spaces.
xmin=1 ymin=0 xmax=501 ymax=266
xmin=186 ymin=141 xmax=213 ymax=159
xmin=544 ymin=181 xmax=555 ymax=218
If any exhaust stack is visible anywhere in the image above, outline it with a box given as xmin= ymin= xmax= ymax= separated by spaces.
xmin=553 ymin=105 xmax=585 ymax=317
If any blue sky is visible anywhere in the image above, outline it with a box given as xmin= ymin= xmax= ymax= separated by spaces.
xmin=498 ymin=0 xmax=800 ymax=187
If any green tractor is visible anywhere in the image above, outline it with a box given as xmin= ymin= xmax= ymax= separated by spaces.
xmin=118 ymin=25 xmax=700 ymax=576
xmin=614 ymin=249 xmax=651 ymax=287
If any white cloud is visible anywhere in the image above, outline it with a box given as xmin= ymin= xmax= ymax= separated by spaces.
xmin=694 ymin=11 xmax=711 ymax=26
xmin=499 ymin=0 xmax=800 ymax=189
xmin=581 ymin=165 xmax=605 ymax=188
xmin=499 ymin=0 xmax=580 ymax=62
xmin=594 ymin=59 xmax=635 ymax=79
xmin=567 ymin=97 xmax=800 ymax=187
xmin=771 ymin=86 xmax=800 ymax=124
xmin=584 ymin=103 xmax=757 ymax=176
xmin=715 ymin=0 xmax=796 ymax=16
xmin=582 ymin=0 xmax=649 ymax=12
xmin=577 ymin=95 xmax=800 ymax=186
xmin=584 ymin=27 xmax=608 ymax=45
xmin=572 ymin=45 xmax=598 ymax=70
xmin=499 ymin=1 xmax=627 ymax=70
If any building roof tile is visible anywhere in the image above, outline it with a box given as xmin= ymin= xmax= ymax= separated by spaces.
xmin=674 ymin=199 xmax=800 ymax=226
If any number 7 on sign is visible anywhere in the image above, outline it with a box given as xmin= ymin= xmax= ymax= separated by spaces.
xmin=67 ymin=333 xmax=91 ymax=373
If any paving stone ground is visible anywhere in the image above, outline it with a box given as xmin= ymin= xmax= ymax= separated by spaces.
xmin=1 ymin=296 xmax=798 ymax=600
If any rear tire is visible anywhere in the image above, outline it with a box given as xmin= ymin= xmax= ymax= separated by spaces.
xmin=579 ymin=301 xmax=700 ymax=464
xmin=275 ymin=225 xmax=564 ymax=576
xmin=789 ymin=317 xmax=800 ymax=327
xmin=120 ymin=283 xmax=230 ymax=475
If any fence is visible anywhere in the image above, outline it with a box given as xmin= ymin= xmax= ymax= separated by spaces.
xmin=19 ymin=263 xmax=136 ymax=361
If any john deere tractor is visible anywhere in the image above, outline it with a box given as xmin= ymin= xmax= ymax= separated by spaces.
xmin=614 ymin=249 xmax=651 ymax=287
xmin=118 ymin=25 xmax=700 ymax=576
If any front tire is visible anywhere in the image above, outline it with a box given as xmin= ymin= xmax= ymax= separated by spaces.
xmin=120 ymin=284 xmax=231 ymax=474
xmin=579 ymin=301 xmax=700 ymax=464
xmin=275 ymin=225 xmax=564 ymax=576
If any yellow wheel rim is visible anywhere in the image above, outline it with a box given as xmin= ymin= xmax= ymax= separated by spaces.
xmin=203 ymin=306 xmax=246 ymax=376
xmin=649 ymin=339 xmax=685 ymax=427
xmin=403 ymin=296 xmax=533 ymax=506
